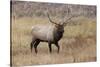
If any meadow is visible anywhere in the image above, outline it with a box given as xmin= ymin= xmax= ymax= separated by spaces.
xmin=11 ymin=16 xmax=96 ymax=66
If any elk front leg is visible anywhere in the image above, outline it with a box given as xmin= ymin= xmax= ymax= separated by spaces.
xmin=55 ymin=42 xmax=60 ymax=53
xmin=48 ymin=42 xmax=52 ymax=53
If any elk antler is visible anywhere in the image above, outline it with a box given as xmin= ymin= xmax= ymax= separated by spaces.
xmin=63 ymin=15 xmax=81 ymax=26
xmin=47 ymin=12 xmax=60 ymax=25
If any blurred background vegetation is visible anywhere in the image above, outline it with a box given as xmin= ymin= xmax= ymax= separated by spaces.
xmin=11 ymin=1 xmax=96 ymax=19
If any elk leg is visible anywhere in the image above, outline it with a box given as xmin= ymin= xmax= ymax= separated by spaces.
xmin=48 ymin=42 xmax=52 ymax=53
xmin=55 ymin=42 xmax=60 ymax=53
xmin=30 ymin=39 xmax=36 ymax=52
xmin=34 ymin=39 xmax=40 ymax=54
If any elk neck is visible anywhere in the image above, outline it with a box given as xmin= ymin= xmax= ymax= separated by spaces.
xmin=53 ymin=25 xmax=64 ymax=42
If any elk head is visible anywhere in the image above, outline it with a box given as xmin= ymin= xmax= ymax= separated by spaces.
xmin=47 ymin=12 xmax=76 ymax=33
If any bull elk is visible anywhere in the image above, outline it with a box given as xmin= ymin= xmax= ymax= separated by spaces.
xmin=30 ymin=12 xmax=76 ymax=53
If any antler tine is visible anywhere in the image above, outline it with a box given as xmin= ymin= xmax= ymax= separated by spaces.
xmin=63 ymin=15 xmax=81 ymax=26
xmin=47 ymin=12 xmax=59 ymax=25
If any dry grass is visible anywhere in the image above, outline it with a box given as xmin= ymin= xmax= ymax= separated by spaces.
xmin=11 ymin=17 xmax=96 ymax=66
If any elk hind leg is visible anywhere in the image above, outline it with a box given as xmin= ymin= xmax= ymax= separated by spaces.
xmin=34 ymin=39 xmax=40 ymax=54
xmin=30 ymin=38 xmax=36 ymax=52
